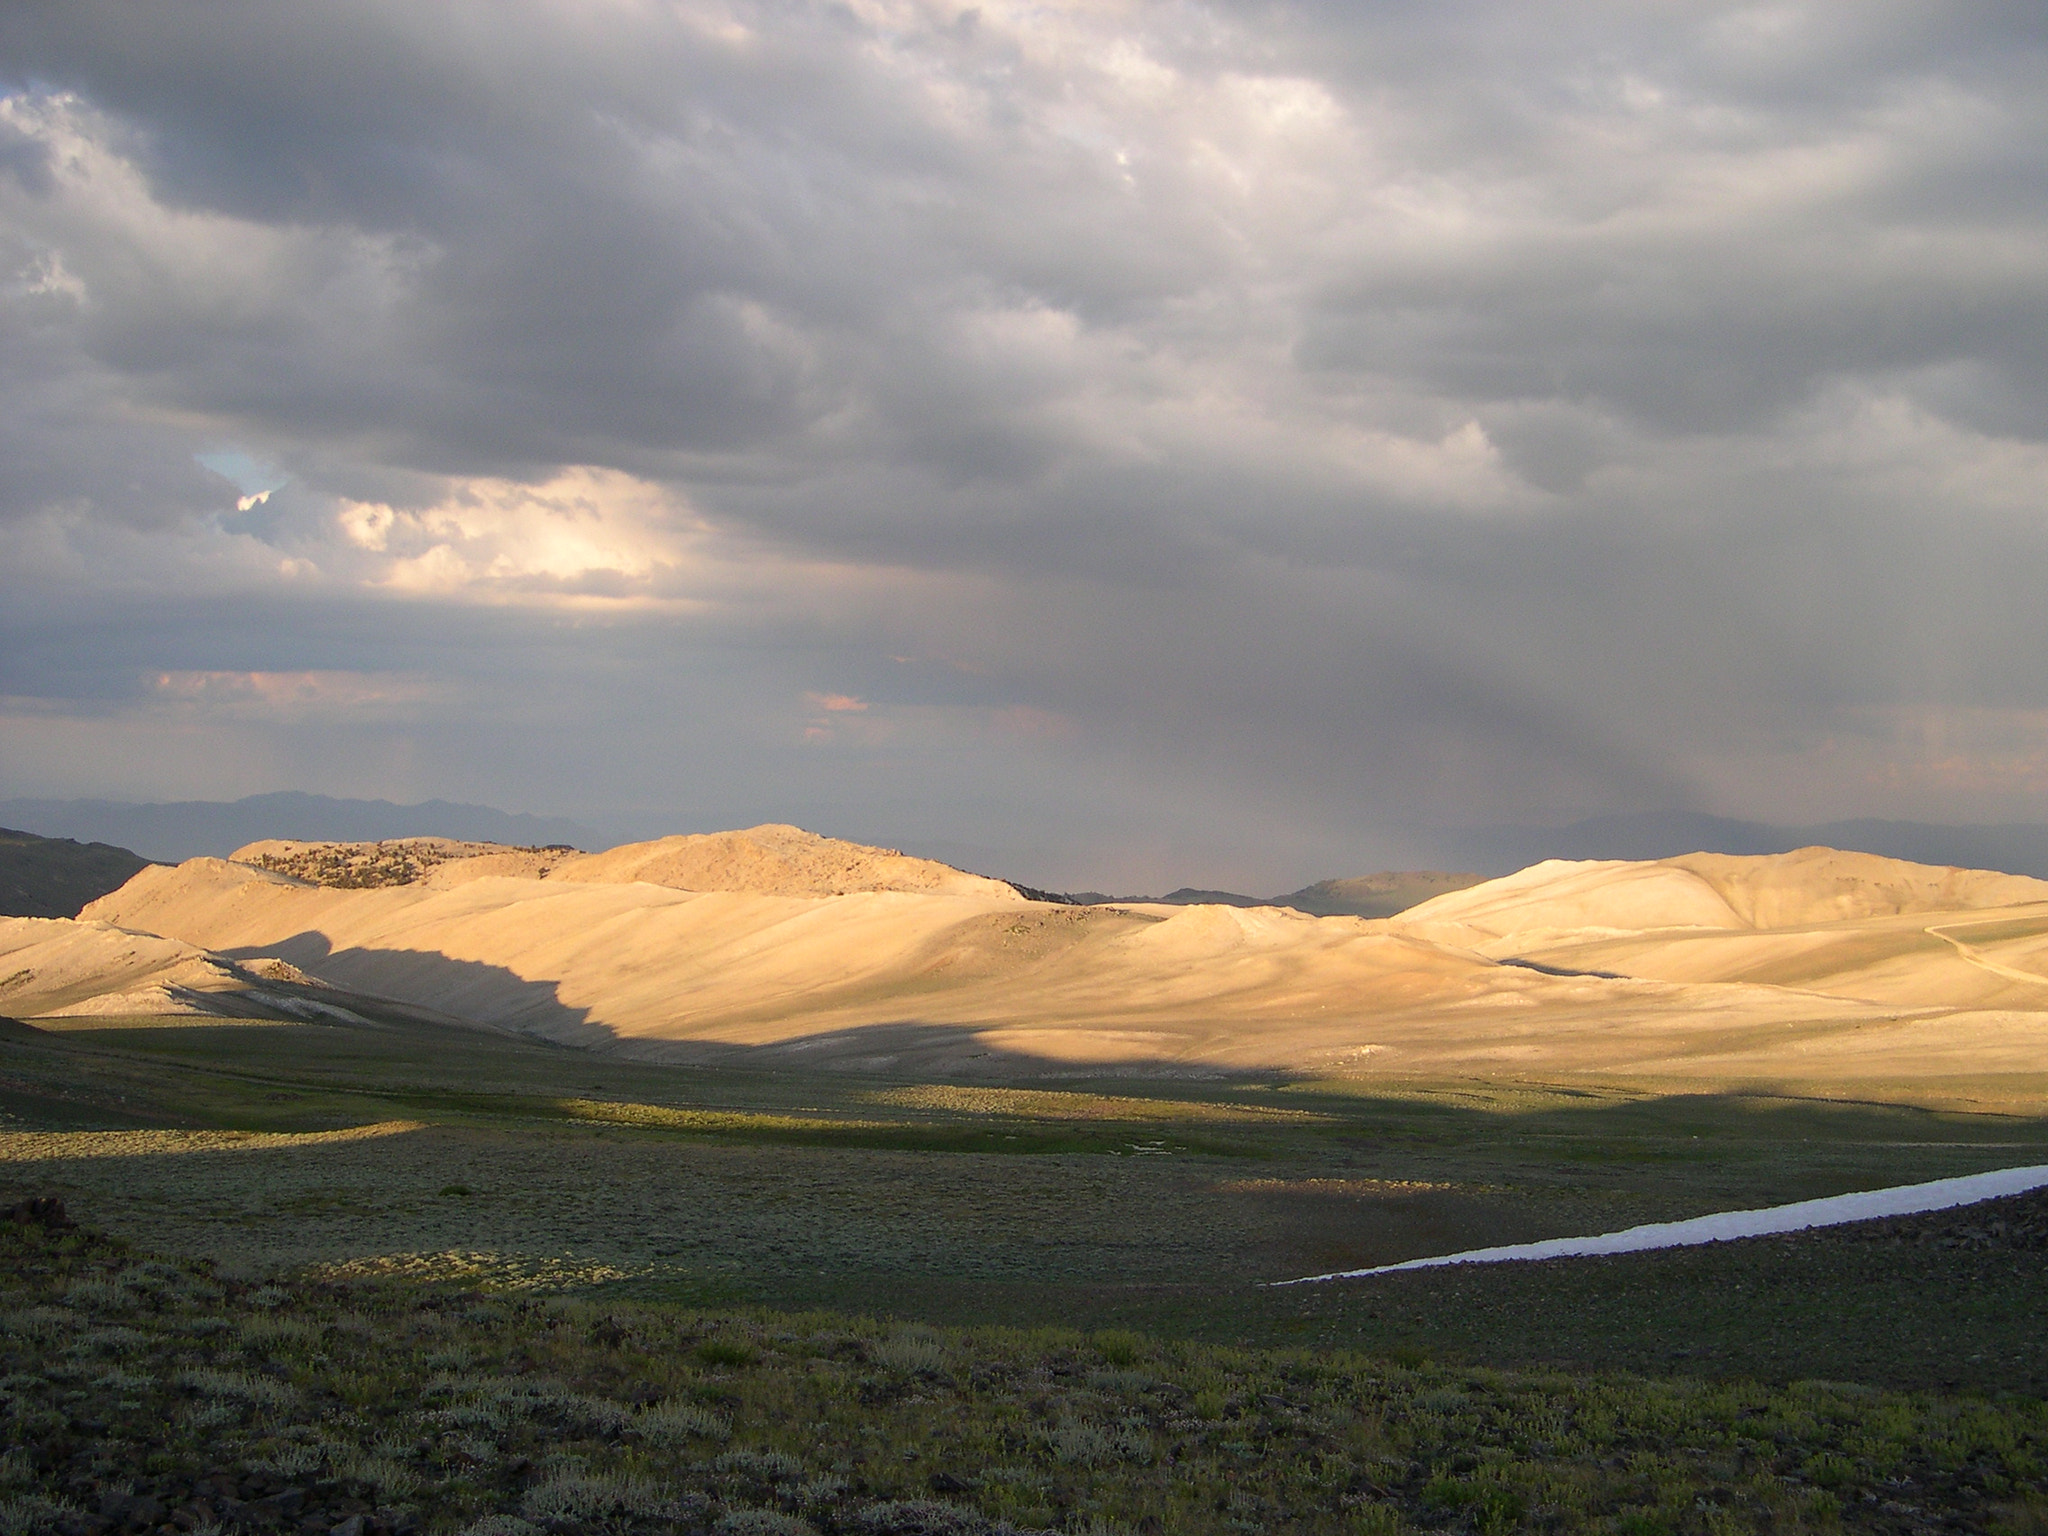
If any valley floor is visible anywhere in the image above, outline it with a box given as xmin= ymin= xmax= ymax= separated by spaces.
xmin=2 ymin=1012 xmax=2046 ymax=1391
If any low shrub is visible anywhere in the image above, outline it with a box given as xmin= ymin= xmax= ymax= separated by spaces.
xmin=0 ymin=1221 xmax=2043 ymax=1536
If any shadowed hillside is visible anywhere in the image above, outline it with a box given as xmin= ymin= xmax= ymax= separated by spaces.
xmin=0 ymin=827 xmax=154 ymax=918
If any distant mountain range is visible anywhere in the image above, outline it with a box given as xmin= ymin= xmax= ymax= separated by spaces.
xmin=1054 ymin=814 xmax=2048 ymax=911
xmin=1060 ymin=871 xmax=1486 ymax=918
xmin=1440 ymin=812 xmax=2048 ymax=879
xmin=0 ymin=793 xmax=598 ymax=864
xmin=1276 ymin=873 xmax=1490 ymax=918
xmin=12 ymin=794 xmax=2048 ymax=914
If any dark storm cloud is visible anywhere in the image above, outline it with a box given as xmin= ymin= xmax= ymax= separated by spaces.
xmin=2 ymin=0 xmax=2045 ymax=887
xmin=0 ymin=0 xmax=1214 ymax=474
xmin=1281 ymin=4 xmax=2048 ymax=439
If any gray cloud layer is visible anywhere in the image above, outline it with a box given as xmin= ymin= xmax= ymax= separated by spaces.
xmin=2 ymin=0 xmax=2044 ymax=889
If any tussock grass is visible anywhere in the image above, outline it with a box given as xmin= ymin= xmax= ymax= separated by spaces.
xmin=56 ymin=1276 xmax=130 ymax=1312
xmin=455 ymin=1518 xmax=540 ymax=1536
xmin=0 ymin=1492 xmax=84 ymax=1536
xmin=637 ymin=1399 xmax=732 ymax=1444
xmin=0 ymin=1307 xmax=67 ymax=1343
xmin=67 ymin=1323 xmax=150 ymax=1357
xmin=237 ymin=1313 xmax=321 ymax=1347
xmin=520 ymin=1468 xmax=675 ymax=1520
xmin=870 ymin=1325 xmax=950 ymax=1377
xmin=176 ymin=1366 xmax=300 ymax=1407
xmin=245 ymin=1440 xmax=327 ymax=1479
xmin=333 ymin=1447 xmax=421 ymax=1499
xmin=714 ymin=1511 xmax=816 ymax=1535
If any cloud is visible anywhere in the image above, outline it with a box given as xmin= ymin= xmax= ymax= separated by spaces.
xmin=0 ymin=0 xmax=2045 ymax=888
xmin=335 ymin=467 xmax=697 ymax=604
xmin=147 ymin=669 xmax=437 ymax=719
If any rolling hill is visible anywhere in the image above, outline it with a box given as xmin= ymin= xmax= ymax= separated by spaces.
xmin=18 ymin=828 xmax=2040 ymax=1104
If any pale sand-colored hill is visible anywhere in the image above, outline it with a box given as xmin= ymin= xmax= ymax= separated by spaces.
xmin=544 ymin=824 xmax=1027 ymax=901
xmin=1395 ymin=848 xmax=2048 ymax=1021
xmin=1 ymin=916 xmax=224 ymax=1016
xmin=58 ymin=835 xmax=2047 ymax=1101
xmin=230 ymin=825 xmax=1023 ymax=901
xmin=0 ymin=913 xmax=355 ymax=1021
xmin=1670 ymin=848 xmax=2048 ymax=926
xmin=1396 ymin=859 xmax=1755 ymax=948
xmin=1399 ymin=847 xmax=2048 ymax=950
xmin=81 ymin=857 xmax=1576 ymax=1068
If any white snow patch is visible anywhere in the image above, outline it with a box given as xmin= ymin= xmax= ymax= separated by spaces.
xmin=1275 ymin=1164 xmax=2048 ymax=1286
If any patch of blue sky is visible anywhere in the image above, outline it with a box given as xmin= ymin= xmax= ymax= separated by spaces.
xmin=195 ymin=449 xmax=289 ymax=506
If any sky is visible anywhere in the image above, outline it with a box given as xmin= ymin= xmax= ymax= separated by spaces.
xmin=1 ymin=1 xmax=2045 ymax=893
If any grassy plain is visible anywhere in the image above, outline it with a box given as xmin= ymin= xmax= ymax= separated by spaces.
xmin=3 ymin=1011 xmax=2045 ymax=1389
xmin=3 ymin=1008 xmax=2048 ymax=1532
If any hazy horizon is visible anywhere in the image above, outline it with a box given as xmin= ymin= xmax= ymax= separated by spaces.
xmin=21 ymin=790 xmax=2048 ymax=896
xmin=4 ymin=3 xmax=2045 ymax=892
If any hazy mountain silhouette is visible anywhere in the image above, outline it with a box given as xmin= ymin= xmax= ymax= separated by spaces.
xmin=1054 ymin=874 xmax=1484 ymax=918
xmin=1275 ymin=873 xmax=1487 ymax=918
xmin=0 ymin=793 xmax=598 ymax=864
